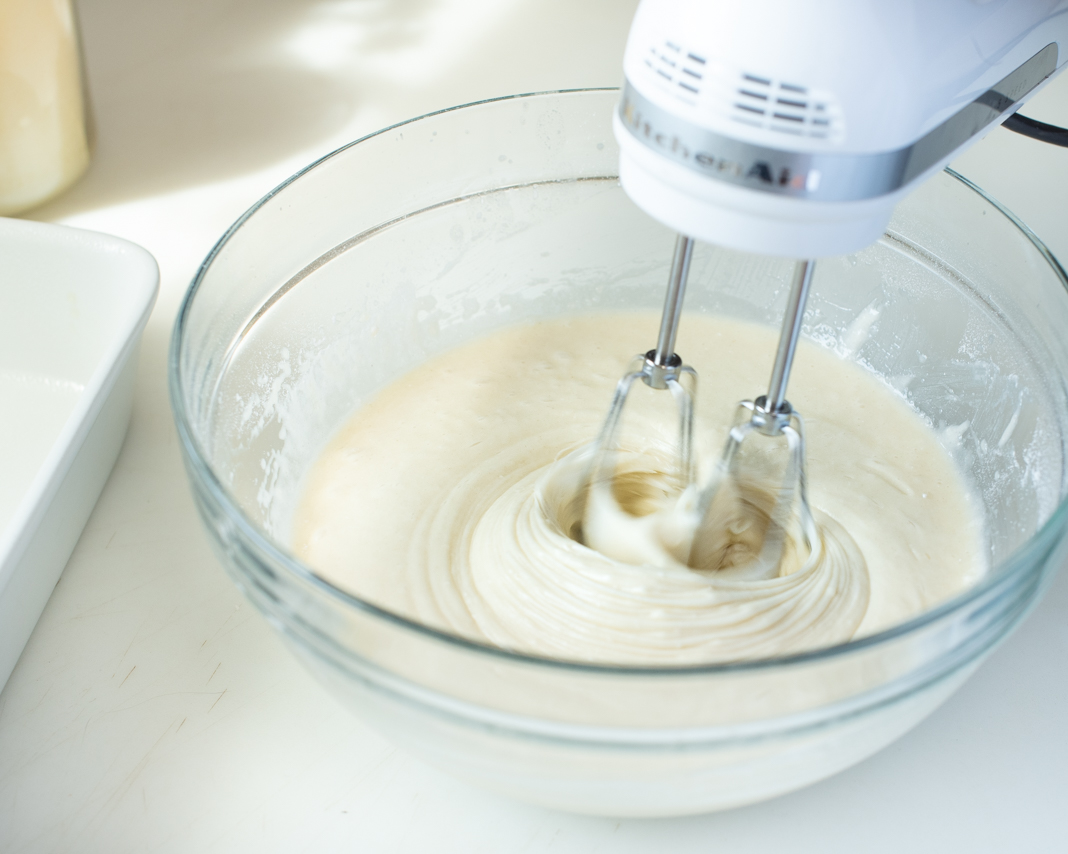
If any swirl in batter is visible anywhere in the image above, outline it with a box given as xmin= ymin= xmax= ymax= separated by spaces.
xmin=291 ymin=313 xmax=985 ymax=665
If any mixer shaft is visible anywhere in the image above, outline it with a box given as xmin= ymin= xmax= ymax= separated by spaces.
xmin=753 ymin=259 xmax=816 ymax=435
xmin=767 ymin=260 xmax=815 ymax=415
xmin=651 ymin=235 xmax=694 ymax=376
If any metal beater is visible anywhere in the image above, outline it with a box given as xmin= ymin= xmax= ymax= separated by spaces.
xmin=582 ymin=235 xmax=819 ymax=574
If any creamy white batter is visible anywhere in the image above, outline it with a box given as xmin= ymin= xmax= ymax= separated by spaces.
xmin=292 ymin=313 xmax=985 ymax=664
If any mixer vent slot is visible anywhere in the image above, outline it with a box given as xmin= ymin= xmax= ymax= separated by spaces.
xmin=637 ymin=41 xmax=843 ymax=140
xmin=732 ymin=74 xmax=838 ymax=139
xmin=643 ymin=40 xmax=707 ymax=101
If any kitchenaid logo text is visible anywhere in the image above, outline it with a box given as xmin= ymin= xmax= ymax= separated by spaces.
xmin=621 ymin=100 xmax=821 ymax=193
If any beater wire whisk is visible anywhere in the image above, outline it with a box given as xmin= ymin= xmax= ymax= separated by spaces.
xmin=688 ymin=260 xmax=821 ymax=577
xmin=580 ymin=238 xmax=820 ymax=576
xmin=582 ymin=234 xmax=698 ymax=503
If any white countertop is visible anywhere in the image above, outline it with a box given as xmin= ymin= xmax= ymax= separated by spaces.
xmin=2 ymin=2 xmax=1067 ymax=851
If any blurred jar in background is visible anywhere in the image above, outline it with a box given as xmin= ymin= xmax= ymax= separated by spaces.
xmin=0 ymin=0 xmax=90 ymax=215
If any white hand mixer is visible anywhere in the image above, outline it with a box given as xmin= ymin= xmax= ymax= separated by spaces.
xmin=584 ymin=0 xmax=1068 ymax=570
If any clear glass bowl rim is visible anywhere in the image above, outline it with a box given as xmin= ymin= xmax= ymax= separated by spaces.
xmin=168 ymin=88 xmax=1068 ymax=677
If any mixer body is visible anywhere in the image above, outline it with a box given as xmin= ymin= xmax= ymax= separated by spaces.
xmin=615 ymin=0 xmax=1068 ymax=257
xmin=593 ymin=0 xmax=1068 ymax=574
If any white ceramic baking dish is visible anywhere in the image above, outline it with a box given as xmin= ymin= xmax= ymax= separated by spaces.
xmin=0 ymin=218 xmax=158 ymax=690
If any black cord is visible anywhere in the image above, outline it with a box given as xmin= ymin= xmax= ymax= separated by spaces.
xmin=1003 ymin=112 xmax=1068 ymax=147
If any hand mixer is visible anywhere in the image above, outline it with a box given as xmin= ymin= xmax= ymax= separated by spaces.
xmin=585 ymin=0 xmax=1068 ymax=570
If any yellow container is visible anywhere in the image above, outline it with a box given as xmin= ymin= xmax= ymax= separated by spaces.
xmin=0 ymin=0 xmax=90 ymax=215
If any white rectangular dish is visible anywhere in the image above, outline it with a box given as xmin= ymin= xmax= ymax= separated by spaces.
xmin=0 ymin=218 xmax=158 ymax=690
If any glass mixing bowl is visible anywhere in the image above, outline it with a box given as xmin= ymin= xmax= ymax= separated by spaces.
xmin=170 ymin=90 xmax=1068 ymax=817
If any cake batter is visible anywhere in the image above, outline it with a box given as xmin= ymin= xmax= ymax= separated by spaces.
xmin=291 ymin=313 xmax=985 ymax=665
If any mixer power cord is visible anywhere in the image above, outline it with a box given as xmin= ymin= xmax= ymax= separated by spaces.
xmin=1004 ymin=112 xmax=1068 ymax=147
